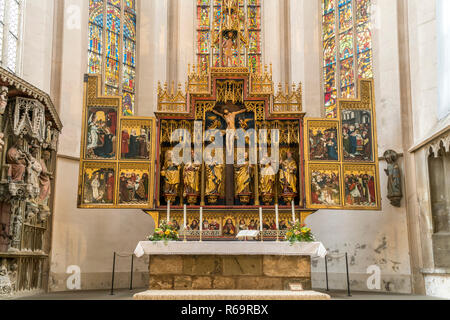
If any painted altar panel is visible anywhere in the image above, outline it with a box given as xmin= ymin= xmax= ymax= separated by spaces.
xmin=340 ymin=103 xmax=374 ymax=162
xmin=305 ymin=79 xmax=381 ymax=210
xmin=306 ymin=120 xmax=340 ymax=162
xmin=119 ymin=118 xmax=154 ymax=160
xmin=306 ymin=163 xmax=342 ymax=209
xmin=84 ymin=106 xmax=118 ymax=160
xmin=150 ymin=210 xmax=307 ymax=241
xmin=343 ymin=164 xmax=379 ymax=208
xmin=117 ymin=162 xmax=152 ymax=208
xmin=80 ymin=162 xmax=117 ymax=208
xmin=78 ymin=75 xmax=156 ymax=209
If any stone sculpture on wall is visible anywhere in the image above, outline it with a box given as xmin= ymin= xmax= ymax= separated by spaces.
xmin=0 ymin=86 xmax=8 ymax=115
xmin=0 ymin=68 xmax=61 ymax=296
xmin=384 ymin=150 xmax=403 ymax=207
xmin=6 ymin=140 xmax=27 ymax=183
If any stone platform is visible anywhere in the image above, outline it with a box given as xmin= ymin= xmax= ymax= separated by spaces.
xmin=147 ymin=255 xmax=312 ymax=291
xmin=134 ymin=290 xmax=331 ymax=300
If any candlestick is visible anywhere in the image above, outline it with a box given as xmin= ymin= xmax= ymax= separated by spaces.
xmin=183 ymin=204 xmax=187 ymax=242
xmin=291 ymin=200 xmax=296 ymax=224
xmin=259 ymin=207 xmax=263 ymax=242
xmin=275 ymin=204 xmax=279 ymax=242
xmin=199 ymin=207 xmax=203 ymax=242
xmin=275 ymin=204 xmax=279 ymax=230
xmin=167 ymin=201 xmax=170 ymax=223
xmin=183 ymin=204 xmax=187 ymax=229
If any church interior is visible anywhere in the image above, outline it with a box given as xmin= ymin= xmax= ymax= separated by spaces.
xmin=0 ymin=0 xmax=449 ymax=301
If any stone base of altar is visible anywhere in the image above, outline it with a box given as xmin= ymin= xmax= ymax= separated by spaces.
xmin=134 ymin=290 xmax=331 ymax=300
xmin=146 ymin=255 xmax=312 ymax=291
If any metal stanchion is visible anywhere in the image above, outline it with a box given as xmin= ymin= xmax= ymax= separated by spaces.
xmin=325 ymin=255 xmax=329 ymax=292
xmin=130 ymin=254 xmax=134 ymax=290
xmin=110 ymin=252 xmax=116 ymax=295
xmin=345 ymin=252 xmax=352 ymax=297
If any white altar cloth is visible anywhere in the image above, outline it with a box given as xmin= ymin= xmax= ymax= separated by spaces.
xmin=134 ymin=241 xmax=327 ymax=259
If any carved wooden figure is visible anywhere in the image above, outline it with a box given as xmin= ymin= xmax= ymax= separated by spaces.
xmin=384 ymin=150 xmax=402 ymax=207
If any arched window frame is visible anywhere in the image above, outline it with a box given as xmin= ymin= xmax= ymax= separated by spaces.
xmin=321 ymin=0 xmax=373 ymax=118
xmin=196 ymin=0 xmax=262 ymax=74
xmin=0 ymin=0 xmax=24 ymax=74
xmin=88 ymin=0 xmax=137 ymax=116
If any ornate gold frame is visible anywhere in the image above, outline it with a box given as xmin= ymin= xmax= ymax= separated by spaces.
xmin=78 ymin=75 xmax=156 ymax=209
xmin=304 ymin=79 xmax=381 ymax=211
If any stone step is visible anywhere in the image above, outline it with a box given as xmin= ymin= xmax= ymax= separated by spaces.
xmin=134 ymin=290 xmax=331 ymax=300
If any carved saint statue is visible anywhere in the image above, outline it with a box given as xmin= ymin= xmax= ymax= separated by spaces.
xmin=161 ymin=150 xmax=181 ymax=195
xmin=45 ymin=122 xmax=53 ymax=146
xmin=279 ymin=151 xmax=298 ymax=194
xmin=384 ymin=150 xmax=402 ymax=207
xmin=6 ymin=140 xmax=27 ymax=183
xmin=183 ymin=151 xmax=201 ymax=197
xmin=27 ymin=148 xmax=43 ymax=200
xmin=0 ymin=133 xmax=4 ymax=154
xmin=38 ymin=151 xmax=53 ymax=212
xmin=223 ymin=0 xmax=239 ymax=30
xmin=223 ymin=32 xmax=235 ymax=67
xmin=205 ymin=153 xmax=224 ymax=196
xmin=235 ymin=152 xmax=252 ymax=195
xmin=0 ymin=86 xmax=8 ymax=115
xmin=259 ymin=159 xmax=276 ymax=195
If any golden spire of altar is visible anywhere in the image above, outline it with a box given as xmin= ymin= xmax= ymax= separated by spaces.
xmin=212 ymin=0 xmax=249 ymax=69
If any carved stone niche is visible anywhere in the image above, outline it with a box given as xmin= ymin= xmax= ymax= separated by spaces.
xmin=10 ymin=97 xmax=46 ymax=143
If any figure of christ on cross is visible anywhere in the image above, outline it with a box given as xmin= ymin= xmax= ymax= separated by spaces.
xmin=212 ymin=108 xmax=246 ymax=131
xmin=212 ymin=107 xmax=247 ymax=205
xmin=211 ymin=107 xmax=247 ymax=157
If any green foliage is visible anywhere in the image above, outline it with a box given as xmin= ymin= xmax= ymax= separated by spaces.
xmin=148 ymin=220 xmax=179 ymax=242
xmin=285 ymin=221 xmax=315 ymax=243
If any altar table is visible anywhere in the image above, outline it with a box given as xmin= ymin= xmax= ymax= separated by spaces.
xmin=134 ymin=241 xmax=327 ymax=291
xmin=134 ymin=241 xmax=327 ymax=258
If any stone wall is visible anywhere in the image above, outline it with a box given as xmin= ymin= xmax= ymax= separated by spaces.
xmin=148 ymin=255 xmax=311 ymax=291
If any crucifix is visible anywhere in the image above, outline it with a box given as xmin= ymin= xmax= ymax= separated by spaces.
xmin=212 ymin=106 xmax=246 ymax=205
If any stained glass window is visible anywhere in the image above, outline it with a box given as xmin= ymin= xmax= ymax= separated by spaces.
xmin=88 ymin=0 xmax=137 ymax=116
xmin=0 ymin=0 xmax=23 ymax=74
xmin=197 ymin=0 xmax=262 ymax=74
xmin=322 ymin=0 xmax=373 ymax=118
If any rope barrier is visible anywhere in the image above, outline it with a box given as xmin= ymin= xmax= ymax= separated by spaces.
xmin=110 ymin=252 xmax=136 ymax=296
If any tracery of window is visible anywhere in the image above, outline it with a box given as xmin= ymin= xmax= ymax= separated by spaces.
xmin=0 ymin=0 xmax=23 ymax=74
xmin=196 ymin=0 xmax=262 ymax=74
xmin=322 ymin=0 xmax=373 ymax=118
xmin=88 ymin=0 xmax=137 ymax=116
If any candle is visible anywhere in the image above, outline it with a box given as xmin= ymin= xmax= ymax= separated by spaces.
xmin=200 ymin=207 xmax=203 ymax=232
xmin=259 ymin=207 xmax=263 ymax=233
xmin=275 ymin=204 xmax=279 ymax=230
xmin=167 ymin=201 xmax=170 ymax=223
xmin=183 ymin=204 xmax=187 ymax=229
xmin=291 ymin=200 xmax=296 ymax=224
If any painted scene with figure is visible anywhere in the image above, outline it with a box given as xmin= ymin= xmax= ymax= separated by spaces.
xmin=307 ymin=120 xmax=340 ymax=161
xmin=120 ymin=118 xmax=152 ymax=160
xmin=81 ymin=163 xmax=116 ymax=206
xmin=341 ymin=109 xmax=373 ymax=162
xmin=85 ymin=107 xmax=118 ymax=160
xmin=307 ymin=164 xmax=341 ymax=208
xmin=118 ymin=163 xmax=151 ymax=206
xmin=343 ymin=164 xmax=379 ymax=208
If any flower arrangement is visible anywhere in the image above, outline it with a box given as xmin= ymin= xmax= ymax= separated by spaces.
xmin=285 ymin=221 xmax=315 ymax=243
xmin=148 ymin=220 xmax=179 ymax=242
